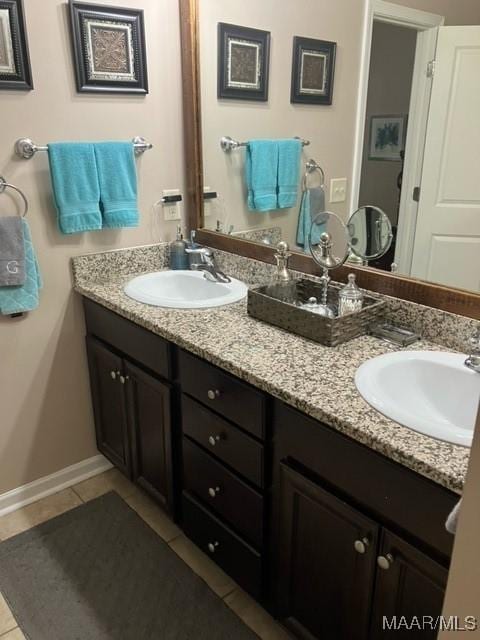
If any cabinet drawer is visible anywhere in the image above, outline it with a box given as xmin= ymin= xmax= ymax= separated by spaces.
xmin=179 ymin=349 xmax=265 ymax=439
xmin=83 ymin=298 xmax=171 ymax=380
xmin=182 ymin=492 xmax=263 ymax=599
xmin=182 ymin=395 xmax=264 ymax=488
xmin=183 ymin=437 xmax=264 ymax=548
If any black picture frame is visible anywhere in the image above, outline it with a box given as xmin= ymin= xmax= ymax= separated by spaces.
xmin=217 ymin=22 xmax=270 ymax=101
xmin=291 ymin=36 xmax=336 ymax=105
xmin=68 ymin=1 xmax=148 ymax=94
xmin=0 ymin=0 xmax=33 ymax=91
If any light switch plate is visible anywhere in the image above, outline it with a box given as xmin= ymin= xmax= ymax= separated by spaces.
xmin=329 ymin=178 xmax=347 ymax=203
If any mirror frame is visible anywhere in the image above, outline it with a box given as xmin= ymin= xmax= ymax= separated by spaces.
xmin=178 ymin=0 xmax=480 ymax=320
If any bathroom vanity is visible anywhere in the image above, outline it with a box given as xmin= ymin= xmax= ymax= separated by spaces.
xmin=75 ymin=245 xmax=467 ymax=640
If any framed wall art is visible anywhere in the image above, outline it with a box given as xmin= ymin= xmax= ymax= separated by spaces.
xmin=0 ymin=0 xmax=33 ymax=90
xmin=291 ymin=36 xmax=336 ymax=105
xmin=68 ymin=1 xmax=148 ymax=94
xmin=217 ymin=22 xmax=270 ymax=101
xmin=368 ymin=115 xmax=407 ymax=161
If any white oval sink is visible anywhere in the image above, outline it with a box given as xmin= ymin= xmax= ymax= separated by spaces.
xmin=355 ymin=351 xmax=480 ymax=447
xmin=124 ymin=270 xmax=248 ymax=309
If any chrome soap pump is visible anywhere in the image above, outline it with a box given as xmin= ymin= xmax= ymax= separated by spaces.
xmin=169 ymin=225 xmax=189 ymax=270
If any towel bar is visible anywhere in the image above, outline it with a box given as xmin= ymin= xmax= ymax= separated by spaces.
xmin=220 ymin=135 xmax=310 ymax=152
xmin=14 ymin=136 xmax=153 ymax=159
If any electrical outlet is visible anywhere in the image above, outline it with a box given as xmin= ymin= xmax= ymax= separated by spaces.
xmin=163 ymin=203 xmax=181 ymax=221
xmin=329 ymin=178 xmax=347 ymax=203
xmin=161 ymin=189 xmax=182 ymax=221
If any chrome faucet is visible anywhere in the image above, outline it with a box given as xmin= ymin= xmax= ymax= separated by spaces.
xmin=465 ymin=327 xmax=480 ymax=373
xmin=185 ymin=246 xmax=231 ymax=283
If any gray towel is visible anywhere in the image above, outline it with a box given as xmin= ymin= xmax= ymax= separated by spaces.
xmin=0 ymin=217 xmax=25 ymax=286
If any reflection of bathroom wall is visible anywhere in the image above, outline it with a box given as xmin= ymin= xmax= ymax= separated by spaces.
xmin=200 ymin=0 xmax=366 ymax=244
xmin=392 ymin=0 xmax=480 ymax=25
xmin=358 ymin=22 xmax=417 ymax=226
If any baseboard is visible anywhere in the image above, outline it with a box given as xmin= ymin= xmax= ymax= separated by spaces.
xmin=0 ymin=454 xmax=113 ymax=518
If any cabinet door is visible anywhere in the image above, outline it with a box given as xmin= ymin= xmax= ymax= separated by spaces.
xmin=370 ymin=530 xmax=448 ymax=639
xmin=125 ymin=361 xmax=173 ymax=512
xmin=276 ymin=463 xmax=379 ymax=640
xmin=86 ymin=337 xmax=130 ymax=475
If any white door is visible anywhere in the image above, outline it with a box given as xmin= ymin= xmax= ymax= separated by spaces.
xmin=410 ymin=26 xmax=480 ymax=292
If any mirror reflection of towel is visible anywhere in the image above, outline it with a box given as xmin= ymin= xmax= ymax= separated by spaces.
xmin=296 ymin=186 xmax=326 ymax=253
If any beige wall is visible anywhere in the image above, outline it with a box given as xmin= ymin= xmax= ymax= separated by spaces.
xmin=200 ymin=0 xmax=365 ymax=246
xmin=440 ymin=403 xmax=480 ymax=637
xmin=359 ymin=22 xmax=417 ymax=224
xmin=0 ymin=0 xmax=185 ymax=494
xmin=393 ymin=0 xmax=480 ymax=25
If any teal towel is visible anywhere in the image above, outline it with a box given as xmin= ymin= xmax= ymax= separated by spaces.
xmin=48 ymin=142 xmax=102 ymax=234
xmin=0 ymin=220 xmax=42 ymax=315
xmin=296 ymin=187 xmax=327 ymax=253
xmin=245 ymin=140 xmax=279 ymax=212
xmin=277 ymin=139 xmax=302 ymax=209
xmin=94 ymin=142 xmax=139 ymax=228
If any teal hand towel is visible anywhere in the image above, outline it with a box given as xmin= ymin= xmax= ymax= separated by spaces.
xmin=94 ymin=142 xmax=139 ymax=228
xmin=0 ymin=220 xmax=42 ymax=315
xmin=296 ymin=187 xmax=327 ymax=253
xmin=277 ymin=139 xmax=302 ymax=209
xmin=245 ymin=140 xmax=279 ymax=212
xmin=48 ymin=142 xmax=102 ymax=234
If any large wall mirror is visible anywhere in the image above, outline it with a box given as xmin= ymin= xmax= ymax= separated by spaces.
xmin=181 ymin=0 xmax=480 ymax=318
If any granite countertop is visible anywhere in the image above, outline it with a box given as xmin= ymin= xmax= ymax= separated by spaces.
xmin=73 ymin=259 xmax=469 ymax=495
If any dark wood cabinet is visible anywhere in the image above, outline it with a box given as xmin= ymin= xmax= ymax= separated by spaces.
xmin=86 ymin=337 xmax=131 ymax=475
xmin=83 ymin=299 xmax=454 ymax=640
xmin=85 ymin=333 xmax=174 ymax=513
xmin=370 ymin=530 xmax=448 ymax=639
xmin=125 ymin=361 xmax=173 ymax=512
xmin=276 ymin=463 xmax=378 ymax=640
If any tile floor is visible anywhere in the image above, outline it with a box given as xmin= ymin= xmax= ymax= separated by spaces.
xmin=0 ymin=469 xmax=290 ymax=640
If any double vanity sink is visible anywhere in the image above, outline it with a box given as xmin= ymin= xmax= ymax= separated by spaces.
xmin=124 ymin=268 xmax=479 ymax=449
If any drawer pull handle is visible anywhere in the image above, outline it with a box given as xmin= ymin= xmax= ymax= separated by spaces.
xmin=208 ymin=486 xmax=221 ymax=498
xmin=377 ymin=554 xmax=394 ymax=570
xmin=207 ymin=389 xmax=221 ymax=400
xmin=354 ymin=538 xmax=370 ymax=554
xmin=208 ymin=541 xmax=219 ymax=553
xmin=208 ymin=435 xmax=221 ymax=446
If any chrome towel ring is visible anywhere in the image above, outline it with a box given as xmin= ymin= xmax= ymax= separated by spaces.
xmin=302 ymin=159 xmax=325 ymax=190
xmin=0 ymin=176 xmax=29 ymax=217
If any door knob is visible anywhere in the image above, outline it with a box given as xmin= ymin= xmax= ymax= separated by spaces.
xmin=354 ymin=537 xmax=370 ymax=554
xmin=377 ymin=553 xmax=394 ymax=570
xmin=208 ymin=435 xmax=221 ymax=446
xmin=119 ymin=375 xmax=129 ymax=384
xmin=207 ymin=389 xmax=220 ymax=400
xmin=207 ymin=541 xmax=219 ymax=553
xmin=208 ymin=486 xmax=221 ymax=498
xmin=110 ymin=370 xmax=117 ymax=380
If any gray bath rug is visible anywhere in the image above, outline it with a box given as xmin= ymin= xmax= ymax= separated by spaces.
xmin=0 ymin=491 xmax=258 ymax=640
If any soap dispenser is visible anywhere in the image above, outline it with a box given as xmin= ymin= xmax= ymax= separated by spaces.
xmin=338 ymin=273 xmax=364 ymax=316
xmin=170 ymin=226 xmax=189 ymax=270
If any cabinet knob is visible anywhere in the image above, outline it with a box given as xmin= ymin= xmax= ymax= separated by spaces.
xmin=207 ymin=541 xmax=219 ymax=553
xmin=377 ymin=554 xmax=394 ymax=570
xmin=208 ymin=435 xmax=221 ymax=446
xmin=354 ymin=537 xmax=370 ymax=554
xmin=208 ymin=486 xmax=221 ymax=498
xmin=110 ymin=370 xmax=117 ymax=380
xmin=207 ymin=389 xmax=220 ymax=400
xmin=119 ymin=375 xmax=129 ymax=384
